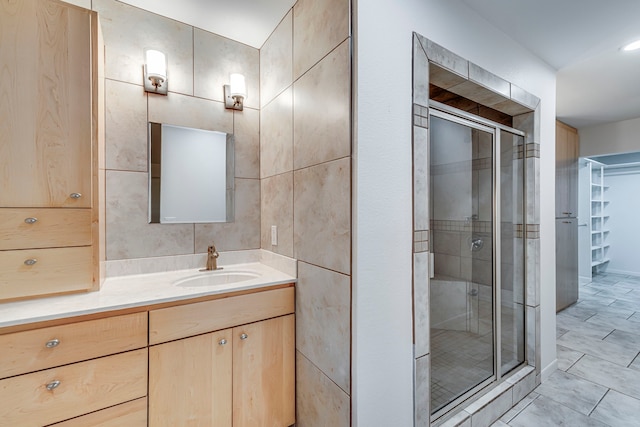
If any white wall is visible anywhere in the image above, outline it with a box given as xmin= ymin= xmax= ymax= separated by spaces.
xmin=580 ymin=116 xmax=640 ymax=157
xmin=603 ymin=166 xmax=640 ymax=276
xmin=353 ymin=0 xmax=557 ymax=424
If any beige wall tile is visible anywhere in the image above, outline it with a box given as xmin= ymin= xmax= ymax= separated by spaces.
xmin=296 ymin=351 xmax=350 ymax=427
xmin=261 ymin=87 xmax=293 ymax=178
xmin=105 ymin=79 xmax=147 ymax=172
xmin=93 ymin=0 xmax=193 ymax=95
xmin=292 ymin=0 xmax=349 ymax=80
xmin=415 ymin=354 xmax=431 ymax=426
xmin=260 ymin=10 xmax=293 ymax=107
xmin=261 ymin=173 xmax=293 ymax=257
xmin=105 ymin=170 xmax=193 ymax=260
xmin=297 ymin=262 xmax=350 ymax=393
xmin=148 ymin=91 xmax=232 ymax=134
xmin=294 ymin=158 xmax=351 ymax=274
xmin=414 ymin=252 xmax=430 ymax=358
xmin=193 ymin=29 xmax=260 ymax=109
xmin=293 ymin=40 xmax=350 ymax=170
xmin=194 ymin=178 xmax=260 ymax=252
xmin=233 ymin=108 xmax=260 ymax=179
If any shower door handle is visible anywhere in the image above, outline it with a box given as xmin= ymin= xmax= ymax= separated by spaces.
xmin=471 ymin=238 xmax=484 ymax=251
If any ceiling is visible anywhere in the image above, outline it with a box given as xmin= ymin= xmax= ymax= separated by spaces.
xmin=122 ymin=0 xmax=640 ymax=130
xmin=120 ymin=0 xmax=296 ymax=49
xmin=461 ymin=0 xmax=640 ymax=129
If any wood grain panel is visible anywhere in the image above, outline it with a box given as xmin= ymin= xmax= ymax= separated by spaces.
xmin=0 ymin=208 xmax=91 ymax=250
xmin=149 ymin=330 xmax=233 ymax=427
xmin=0 ymin=349 xmax=148 ymax=427
xmin=149 ymin=287 xmax=295 ymax=344
xmin=49 ymin=397 xmax=147 ymax=427
xmin=0 ymin=246 xmax=93 ymax=301
xmin=0 ymin=312 xmax=147 ymax=379
xmin=0 ymin=0 xmax=92 ymax=208
xmin=233 ymin=315 xmax=295 ymax=427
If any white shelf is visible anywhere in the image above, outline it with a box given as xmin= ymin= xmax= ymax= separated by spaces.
xmin=587 ymin=160 xmax=610 ymax=272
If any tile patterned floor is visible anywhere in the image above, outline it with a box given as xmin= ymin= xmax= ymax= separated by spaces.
xmin=495 ymin=273 xmax=640 ymax=427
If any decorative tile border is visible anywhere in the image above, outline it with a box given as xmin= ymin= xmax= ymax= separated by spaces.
xmin=525 ymin=143 xmax=540 ymax=158
xmin=431 ymin=219 xmax=492 ymax=233
xmin=431 ymin=157 xmax=492 ymax=175
xmin=414 ymin=104 xmax=429 ymax=128
xmin=414 ymin=230 xmax=430 ymax=253
xmin=525 ymin=224 xmax=540 ymax=239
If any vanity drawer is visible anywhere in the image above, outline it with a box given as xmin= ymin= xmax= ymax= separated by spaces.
xmin=0 ymin=348 xmax=148 ymax=427
xmin=0 ymin=312 xmax=148 ymax=379
xmin=0 ymin=208 xmax=92 ymax=250
xmin=0 ymin=246 xmax=93 ymax=301
xmin=149 ymin=286 xmax=295 ymax=344
xmin=49 ymin=397 xmax=148 ymax=427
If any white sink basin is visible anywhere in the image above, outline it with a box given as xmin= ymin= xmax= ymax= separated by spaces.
xmin=173 ymin=270 xmax=261 ymax=288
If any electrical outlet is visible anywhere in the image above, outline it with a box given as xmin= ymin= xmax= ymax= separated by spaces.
xmin=271 ymin=225 xmax=278 ymax=246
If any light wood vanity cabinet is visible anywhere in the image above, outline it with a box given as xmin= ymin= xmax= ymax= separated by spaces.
xmin=149 ymin=287 xmax=296 ymax=427
xmin=0 ymin=286 xmax=295 ymax=426
xmin=0 ymin=0 xmax=102 ymax=301
xmin=0 ymin=313 xmax=149 ymax=426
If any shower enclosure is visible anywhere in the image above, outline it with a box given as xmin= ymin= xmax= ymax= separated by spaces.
xmin=429 ymin=104 xmax=526 ymax=415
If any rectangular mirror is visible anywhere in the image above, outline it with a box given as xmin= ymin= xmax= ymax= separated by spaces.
xmin=148 ymin=122 xmax=234 ymax=224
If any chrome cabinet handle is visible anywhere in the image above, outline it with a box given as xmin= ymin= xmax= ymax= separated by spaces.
xmin=24 ymin=217 xmax=38 ymax=224
xmin=70 ymin=193 xmax=82 ymax=199
xmin=218 ymin=339 xmax=227 ymax=346
xmin=46 ymin=380 xmax=60 ymax=391
xmin=240 ymin=333 xmax=248 ymax=340
xmin=45 ymin=339 xmax=60 ymax=348
xmin=24 ymin=259 xmax=37 ymax=266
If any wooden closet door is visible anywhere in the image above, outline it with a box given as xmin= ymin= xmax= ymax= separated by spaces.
xmin=0 ymin=0 xmax=92 ymax=208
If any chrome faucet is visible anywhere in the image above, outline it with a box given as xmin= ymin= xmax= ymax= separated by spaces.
xmin=204 ymin=244 xmax=222 ymax=271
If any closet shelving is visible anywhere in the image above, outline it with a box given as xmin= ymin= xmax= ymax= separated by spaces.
xmin=589 ymin=160 xmax=610 ymax=269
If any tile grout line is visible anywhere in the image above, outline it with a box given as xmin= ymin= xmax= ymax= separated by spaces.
xmin=586 ymin=388 xmax=609 ymax=418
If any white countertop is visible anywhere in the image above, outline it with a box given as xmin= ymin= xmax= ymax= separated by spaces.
xmin=0 ymin=262 xmax=296 ymax=329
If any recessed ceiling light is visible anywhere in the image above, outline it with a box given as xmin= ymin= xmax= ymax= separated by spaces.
xmin=622 ymin=39 xmax=640 ymax=51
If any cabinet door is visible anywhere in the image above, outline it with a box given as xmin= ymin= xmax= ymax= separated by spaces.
xmin=233 ymin=314 xmax=295 ymax=427
xmin=566 ymin=128 xmax=579 ymax=216
xmin=0 ymin=0 xmax=92 ymax=208
xmin=555 ymin=123 xmax=569 ymax=216
xmin=556 ymin=218 xmax=578 ymax=311
xmin=556 ymin=122 xmax=579 ymax=217
xmin=149 ymin=329 xmax=233 ymax=427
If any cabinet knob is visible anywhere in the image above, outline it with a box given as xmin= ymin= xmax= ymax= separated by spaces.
xmin=46 ymin=380 xmax=61 ymax=391
xmin=24 ymin=217 xmax=38 ymax=224
xmin=45 ymin=339 xmax=60 ymax=348
xmin=70 ymin=192 xmax=82 ymax=199
xmin=218 ymin=339 xmax=227 ymax=346
xmin=24 ymin=259 xmax=37 ymax=266
xmin=240 ymin=333 xmax=248 ymax=340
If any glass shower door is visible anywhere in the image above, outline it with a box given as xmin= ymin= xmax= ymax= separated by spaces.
xmin=429 ymin=113 xmax=495 ymax=413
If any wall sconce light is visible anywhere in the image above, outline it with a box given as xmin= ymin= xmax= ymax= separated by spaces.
xmin=144 ymin=49 xmax=168 ymax=95
xmin=224 ymin=73 xmax=246 ymax=110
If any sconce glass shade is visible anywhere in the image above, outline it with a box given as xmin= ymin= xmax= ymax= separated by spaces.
xmin=145 ymin=49 xmax=167 ymax=82
xmin=229 ymin=73 xmax=247 ymax=98
xmin=144 ymin=49 xmax=168 ymax=95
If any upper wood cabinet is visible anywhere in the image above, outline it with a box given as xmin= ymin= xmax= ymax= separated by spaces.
xmin=0 ymin=0 xmax=102 ymax=301
xmin=0 ymin=0 xmax=94 ymax=208
xmin=555 ymin=121 xmax=579 ymax=217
